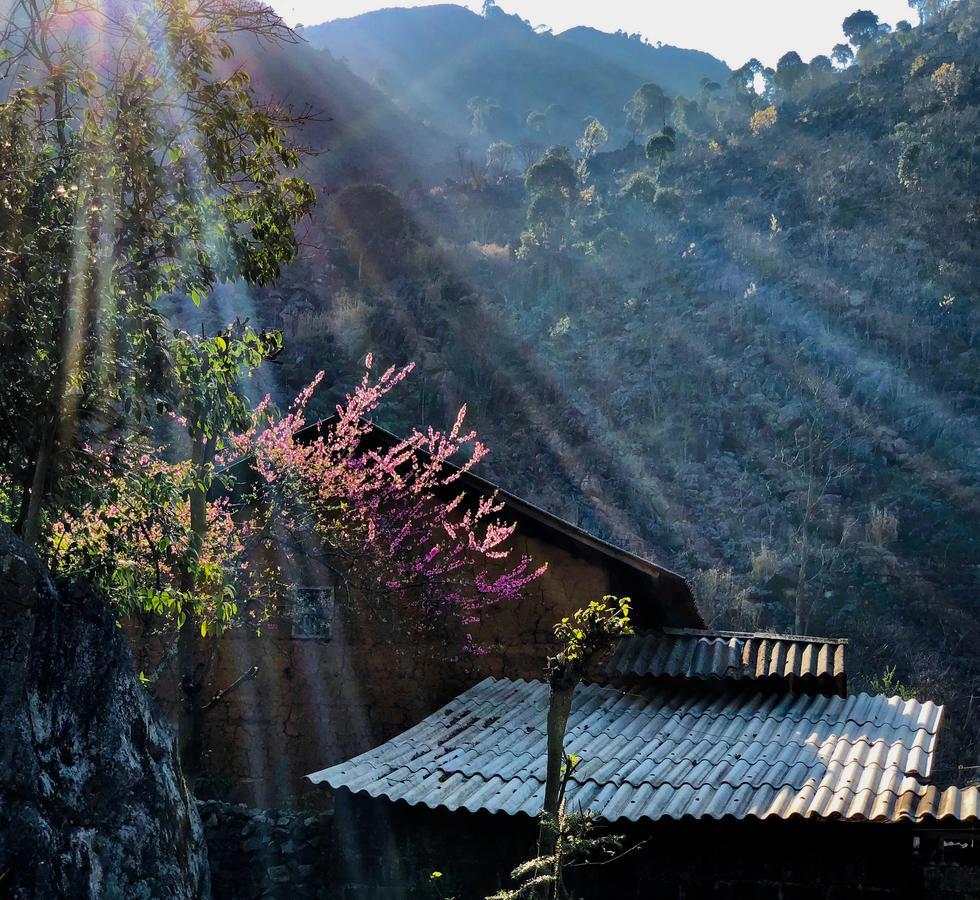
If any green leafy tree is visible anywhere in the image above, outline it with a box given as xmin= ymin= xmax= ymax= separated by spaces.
xmin=773 ymin=50 xmax=807 ymax=95
xmin=0 ymin=0 xmax=315 ymax=545
xmin=870 ymin=665 xmax=917 ymax=700
xmin=624 ymin=82 xmax=669 ymax=140
xmin=729 ymin=58 xmax=764 ymax=96
xmin=832 ymin=42 xmax=855 ymax=66
xmin=843 ymin=9 xmax=882 ymax=49
xmin=525 ymin=148 xmax=577 ymax=201
xmin=674 ymin=95 xmax=711 ymax=135
xmin=169 ymin=323 xmax=283 ymax=589
xmin=909 ymin=0 xmax=952 ymax=24
xmin=521 ymin=146 xmax=578 ymax=253
xmin=645 ymin=125 xmax=676 ymax=174
xmin=894 ymin=20 xmax=915 ymax=47
xmin=527 ymin=193 xmax=567 ymax=229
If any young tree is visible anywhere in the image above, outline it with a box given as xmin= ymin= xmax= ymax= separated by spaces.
xmin=773 ymin=414 xmax=857 ymax=635
xmin=531 ymin=598 xmax=632 ymax=900
xmin=521 ymin=146 xmax=578 ymax=252
xmin=575 ymin=119 xmax=609 ymax=163
xmin=645 ymin=125 xmax=676 ymax=174
xmin=575 ymin=118 xmax=608 ymax=184
xmin=0 ymin=0 xmax=315 ymax=546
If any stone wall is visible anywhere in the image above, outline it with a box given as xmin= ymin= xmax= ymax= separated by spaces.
xmin=199 ymin=797 xmax=533 ymax=899
xmin=145 ymin=530 xmax=614 ymax=805
xmin=199 ymin=802 xmax=331 ymax=900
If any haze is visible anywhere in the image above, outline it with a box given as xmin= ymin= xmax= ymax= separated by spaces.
xmin=272 ymin=0 xmax=919 ymax=67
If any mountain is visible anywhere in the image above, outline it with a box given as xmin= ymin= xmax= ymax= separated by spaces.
xmin=300 ymin=4 xmax=729 ymax=142
xmin=252 ymin=1 xmax=980 ymax=768
xmin=556 ymin=25 xmax=730 ymax=91
xmin=228 ymin=31 xmax=453 ymax=189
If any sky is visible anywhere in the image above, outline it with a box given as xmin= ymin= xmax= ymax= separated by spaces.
xmin=270 ymin=0 xmax=919 ymax=67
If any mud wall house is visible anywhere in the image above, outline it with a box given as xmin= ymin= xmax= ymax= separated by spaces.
xmin=309 ymin=631 xmax=980 ymax=898
xmin=140 ymin=418 xmax=702 ymax=805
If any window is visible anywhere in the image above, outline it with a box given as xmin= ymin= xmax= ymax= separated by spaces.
xmin=291 ymin=586 xmax=335 ymax=641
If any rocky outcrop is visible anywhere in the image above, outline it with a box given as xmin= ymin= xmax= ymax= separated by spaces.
xmin=0 ymin=526 xmax=209 ymax=899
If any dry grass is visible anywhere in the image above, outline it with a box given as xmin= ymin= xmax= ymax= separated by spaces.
xmin=750 ymin=543 xmax=780 ymax=581
xmin=866 ymin=505 xmax=900 ymax=547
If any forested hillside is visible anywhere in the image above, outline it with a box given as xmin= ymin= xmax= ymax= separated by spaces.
xmin=248 ymin=1 xmax=980 ymax=767
xmin=301 ymin=3 xmax=728 ymax=142
xmin=226 ymin=33 xmax=451 ymax=187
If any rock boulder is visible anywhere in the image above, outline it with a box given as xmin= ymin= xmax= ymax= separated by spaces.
xmin=0 ymin=526 xmax=209 ymax=899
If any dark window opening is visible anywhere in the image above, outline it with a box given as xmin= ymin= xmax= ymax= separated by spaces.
xmin=291 ymin=586 xmax=335 ymax=641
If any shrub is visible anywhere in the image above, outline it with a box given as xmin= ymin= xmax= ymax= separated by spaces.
xmin=751 ymin=543 xmax=780 ymax=580
xmin=749 ymin=105 xmax=777 ymax=136
xmin=870 ymin=665 xmax=916 ymax=700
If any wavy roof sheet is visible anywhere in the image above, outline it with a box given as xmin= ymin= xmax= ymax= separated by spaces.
xmin=308 ymin=677 xmax=978 ymax=824
xmin=606 ymin=629 xmax=847 ymax=693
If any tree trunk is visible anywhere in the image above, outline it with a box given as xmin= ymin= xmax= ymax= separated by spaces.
xmin=21 ymin=75 xmax=71 ymax=549
xmin=794 ymin=531 xmax=809 ymax=635
xmin=22 ymin=429 xmax=53 ymax=547
xmin=177 ymin=625 xmax=207 ymax=776
xmin=534 ymin=678 xmax=575 ymax=900
xmin=176 ymin=432 xmax=216 ymax=776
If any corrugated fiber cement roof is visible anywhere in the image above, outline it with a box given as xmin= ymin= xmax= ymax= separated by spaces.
xmin=308 ymin=677 xmax=979 ymax=824
xmin=607 ymin=629 xmax=846 ymax=690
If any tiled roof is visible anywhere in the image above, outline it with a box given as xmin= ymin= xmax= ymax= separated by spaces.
xmin=607 ymin=629 xmax=847 ymax=693
xmin=308 ymin=677 xmax=978 ymax=824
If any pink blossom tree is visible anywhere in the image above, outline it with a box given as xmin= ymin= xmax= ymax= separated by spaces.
xmin=234 ymin=356 xmax=544 ymax=650
xmin=51 ymin=355 xmax=545 ymax=771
